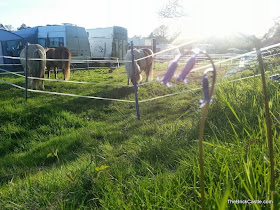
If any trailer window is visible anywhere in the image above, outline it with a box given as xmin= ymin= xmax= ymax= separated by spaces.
xmin=6 ymin=40 xmax=24 ymax=57
xmin=48 ymin=37 xmax=64 ymax=47
xmin=38 ymin=39 xmax=46 ymax=47
xmin=4 ymin=40 xmax=24 ymax=64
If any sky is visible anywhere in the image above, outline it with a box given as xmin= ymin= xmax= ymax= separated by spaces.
xmin=0 ymin=0 xmax=279 ymax=39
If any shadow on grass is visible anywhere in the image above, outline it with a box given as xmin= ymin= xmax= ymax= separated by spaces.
xmin=0 ymin=84 xmax=135 ymax=183
xmin=0 ymin=130 xmax=87 ymax=184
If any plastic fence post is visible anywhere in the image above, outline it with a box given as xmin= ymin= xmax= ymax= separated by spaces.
xmin=152 ymin=39 xmax=156 ymax=70
xmin=25 ymin=43 xmax=28 ymax=101
xmin=130 ymin=41 xmax=141 ymax=120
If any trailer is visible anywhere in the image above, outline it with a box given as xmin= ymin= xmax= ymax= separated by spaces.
xmin=1 ymin=25 xmax=128 ymax=70
xmin=0 ymin=29 xmax=26 ymax=68
xmin=86 ymin=26 xmax=128 ymax=60
xmin=15 ymin=24 xmax=91 ymax=60
xmin=0 ymin=24 xmax=91 ymax=69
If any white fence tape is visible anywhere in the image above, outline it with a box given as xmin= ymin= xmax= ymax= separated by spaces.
xmin=1 ymin=41 xmax=279 ymax=89
xmin=0 ymin=68 xmax=132 ymax=87
xmin=0 ymin=78 xmax=135 ymax=103
xmin=0 ymin=72 xmax=264 ymax=104
xmin=0 ymin=42 xmax=279 ymax=105
xmin=0 ymin=68 xmax=25 ymax=77
xmin=0 ymin=55 xmax=121 ymax=63
xmin=1 ymin=41 xmax=279 ymax=67
xmin=27 ymin=76 xmax=133 ymax=87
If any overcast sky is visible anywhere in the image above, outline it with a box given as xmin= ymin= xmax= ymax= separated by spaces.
xmin=0 ymin=0 xmax=279 ymax=38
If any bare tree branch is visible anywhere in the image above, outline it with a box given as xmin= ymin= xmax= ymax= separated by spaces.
xmin=158 ymin=0 xmax=187 ymax=18
xmin=149 ymin=25 xmax=169 ymax=44
xmin=5 ymin=25 xmax=14 ymax=31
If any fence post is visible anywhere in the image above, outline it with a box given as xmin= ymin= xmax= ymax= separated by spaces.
xmin=152 ymin=39 xmax=156 ymax=70
xmin=130 ymin=41 xmax=141 ymax=120
xmin=25 ymin=43 xmax=29 ymax=101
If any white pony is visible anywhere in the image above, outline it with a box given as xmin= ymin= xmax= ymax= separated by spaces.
xmin=124 ymin=48 xmax=154 ymax=85
xmin=20 ymin=44 xmax=46 ymax=90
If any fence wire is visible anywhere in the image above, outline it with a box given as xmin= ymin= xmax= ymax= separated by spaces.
xmin=0 ymin=70 xmax=269 ymax=104
xmin=0 ymin=42 xmax=279 ymax=104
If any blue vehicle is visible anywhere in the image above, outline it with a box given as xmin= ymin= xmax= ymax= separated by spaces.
xmin=0 ymin=24 xmax=91 ymax=68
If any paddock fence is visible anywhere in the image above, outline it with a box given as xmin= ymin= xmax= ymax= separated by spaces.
xmin=0 ymin=41 xmax=280 ymax=119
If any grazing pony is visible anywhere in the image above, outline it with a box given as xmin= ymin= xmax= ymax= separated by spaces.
xmin=124 ymin=48 xmax=154 ymax=85
xmin=20 ymin=44 xmax=46 ymax=90
xmin=46 ymin=46 xmax=71 ymax=80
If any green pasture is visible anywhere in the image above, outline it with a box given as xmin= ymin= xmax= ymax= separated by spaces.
xmin=0 ymin=64 xmax=279 ymax=209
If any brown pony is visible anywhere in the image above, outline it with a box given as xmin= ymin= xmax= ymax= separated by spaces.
xmin=124 ymin=48 xmax=154 ymax=85
xmin=46 ymin=46 xmax=71 ymax=80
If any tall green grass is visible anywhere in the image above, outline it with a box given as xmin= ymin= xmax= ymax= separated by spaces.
xmin=0 ymin=66 xmax=279 ymax=209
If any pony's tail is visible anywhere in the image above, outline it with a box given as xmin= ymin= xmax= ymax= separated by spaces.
xmin=33 ymin=49 xmax=46 ymax=78
xmin=146 ymin=61 xmax=153 ymax=81
xmin=142 ymin=48 xmax=154 ymax=82
xmin=32 ymin=48 xmax=46 ymax=89
xmin=63 ymin=50 xmax=71 ymax=80
xmin=63 ymin=61 xmax=70 ymax=80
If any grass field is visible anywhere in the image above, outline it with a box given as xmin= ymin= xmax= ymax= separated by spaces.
xmin=0 ymin=63 xmax=279 ymax=209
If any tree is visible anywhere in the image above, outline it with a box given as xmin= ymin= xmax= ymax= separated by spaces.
xmin=149 ymin=25 xmax=169 ymax=44
xmin=0 ymin=23 xmax=7 ymax=30
xmin=149 ymin=25 xmax=182 ymax=45
xmin=17 ymin=23 xmax=30 ymax=30
xmin=4 ymin=25 xmax=14 ymax=31
xmin=262 ymin=17 xmax=280 ymax=46
xmin=158 ymin=0 xmax=187 ymax=18
xmin=0 ymin=23 xmax=14 ymax=31
xmin=156 ymin=0 xmax=187 ymax=44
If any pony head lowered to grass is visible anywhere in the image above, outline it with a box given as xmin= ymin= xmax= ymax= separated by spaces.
xmin=20 ymin=43 xmax=46 ymax=90
xmin=124 ymin=48 xmax=154 ymax=85
xmin=46 ymin=46 xmax=71 ymax=80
